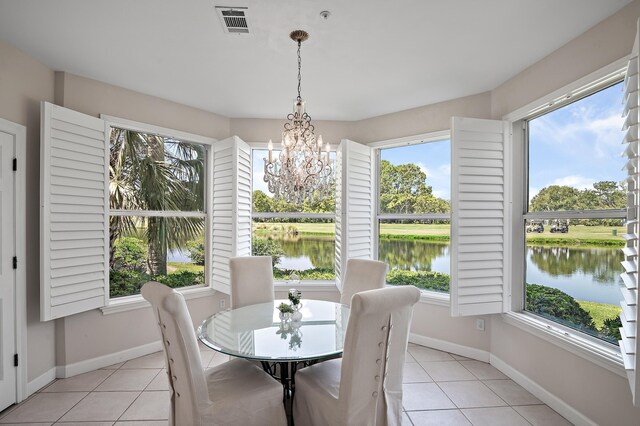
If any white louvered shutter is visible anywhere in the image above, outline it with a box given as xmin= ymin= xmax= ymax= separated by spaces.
xmin=211 ymin=136 xmax=252 ymax=295
xmin=335 ymin=139 xmax=375 ymax=290
xmin=620 ymin=22 xmax=640 ymax=406
xmin=450 ymin=117 xmax=511 ymax=316
xmin=40 ymin=102 xmax=109 ymax=321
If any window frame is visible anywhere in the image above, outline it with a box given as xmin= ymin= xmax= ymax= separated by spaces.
xmin=371 ymin=130 xmax=452 ymax=300
xmin=503 ymin=57 xmax=630 ymax=374
xmin=248 ymin=143 xmax=338 ymax=288
xmin=100 ymin=116 xmax=217 ymax=313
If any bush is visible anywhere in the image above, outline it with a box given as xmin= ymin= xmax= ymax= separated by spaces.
xmin=112 ymin=237 xmax=147 ymax=272
xmin=526 ymin=284 xmax=596 ymax=331
xmin=109 ymin=270 xmax=148 ymax=298
xmin=252 ymin=238 xmax=285 ymax=266
xmin=273 ymin=268 xmax=336 ymax=281
xmin=156 ymin=271 xmax=205 ymax=289
xmin=187 ymin=239 xmax=205 ymax=266
xmin=600 ymin=316 xmax=622 ymax=341
xmin=386 ymin=269 xmax=450 ymax=293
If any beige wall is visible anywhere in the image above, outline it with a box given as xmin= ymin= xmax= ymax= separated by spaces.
xmin=0 ymin=40 xmax=56 ymax=382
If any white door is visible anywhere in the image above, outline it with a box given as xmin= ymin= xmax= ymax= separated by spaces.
xmin=0 ymin=130 xmax=16 ymax=411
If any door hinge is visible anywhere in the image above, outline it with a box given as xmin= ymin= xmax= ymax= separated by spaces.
xmin=12 ymin=158 xmax=16 ymax=171
xmin=12 ymin=256 xmax=17 ymax=270
xmin=14 ymin=353 xmax=18 ymax=367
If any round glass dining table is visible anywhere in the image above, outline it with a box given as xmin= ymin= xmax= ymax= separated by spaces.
xmin=197 ymin=299 xmax=350 ymax=362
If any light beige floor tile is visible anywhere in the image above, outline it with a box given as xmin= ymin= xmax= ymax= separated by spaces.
xmin=402 ymin=411 xmax=412 ymax=426
xmin=513 ymin=405 xmax=573 ymax=426
xmin=207 ymin=353 xmax=230 ymax=368
xmin=121 ymin=352 xmax=165 ymax=369
xmin=95 ymin=369 xmax=160 ymax=391
xmin=403 ymin=362 xmax=433 ymax=383
xmin=402 ymin=383 xmax=456 ymax=411
xmin=115 ymin=422 xmax=168 ymax=426
xmin=459 ymin=361 xmax=507 ymax=380
xmin=408 ymin=346 xmax=454 ymax=362
xmin=483 ymin=380 xmax=541 ymax=406
xmin=0 ymin=423 xmax=52 ymax=426
xmin=419 ymin=361 xmax=476 ymax=382
xmin=405 ymin=351 xmax=417 ymax=363
xmin=56 ymin=422 xmax=115 ymax=425
xmin=145 ymin=370 xmax=170 ymax=391
xmin=58 ymin=392 xmax=140 ymax=422
xmin=119 ymin=391 xmax=170 ymax=421
xmin=461 ymin=407 xmax=530 ymax=426
xmin=101 ymin=362 xmax=125 ymax=370
xmin=0 ymin=392 xmax=87 ymax=424
xmin=438 ymin=381 xmax=507 ymax=409
xmin=450 ymin=354 xmax=473 ymax=361
xmin=199 ymin=350 xmax=215 ymax=366
xmin=408 ymin=409 xmax=472 ymax=426
xmin=43 ymin=370 xmax=114 ymax=393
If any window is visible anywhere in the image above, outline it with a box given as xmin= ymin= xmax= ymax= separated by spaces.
xmin=109 ymin=127 xmax=208 ymax=298
xmin=524 ymin=81 xmax=625 ymax=345
xmin=376 ymin=139 xmax=452 ymax=293
xmin=251 ymin=148 xmax=336 ymax=282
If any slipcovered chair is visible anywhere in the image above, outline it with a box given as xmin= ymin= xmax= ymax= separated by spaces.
xmin=229 ymin=256 xmax=275 ymax=309
xmin=339 ymin=259 xmax=388 ymax=306
xmin=141 ymin=282 xmax=286 ymax=426
xmin=293 ymin=285 xmax=421 ymax=426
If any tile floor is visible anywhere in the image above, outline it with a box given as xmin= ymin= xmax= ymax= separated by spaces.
xmin=0 ymin=343 xmax=573 ymax=425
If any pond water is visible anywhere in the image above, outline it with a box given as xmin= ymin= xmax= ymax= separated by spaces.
xmin=270 ymin=235 xmax=623 ymax=305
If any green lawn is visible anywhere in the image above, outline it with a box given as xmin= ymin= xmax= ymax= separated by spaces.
xmin=167 ymin=262 xmax=204 ymax=274
xmin=253 ymin=222 xmax=624 ymax=245
xmin=577 ymin=300 xmax=622 ymax=329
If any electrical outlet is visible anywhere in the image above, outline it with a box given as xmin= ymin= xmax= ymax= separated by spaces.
xmin=476 ymin=319 xmax=485 ymax=331
xmin=219 ymin=299 xmax=226 ymax=309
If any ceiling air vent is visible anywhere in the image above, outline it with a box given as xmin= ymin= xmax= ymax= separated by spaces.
xmin=215 ymin=6 xmax=250 ymax=34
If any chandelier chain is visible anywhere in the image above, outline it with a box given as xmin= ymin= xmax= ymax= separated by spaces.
xmin=297 ymin=40 xmax=302 ymax=101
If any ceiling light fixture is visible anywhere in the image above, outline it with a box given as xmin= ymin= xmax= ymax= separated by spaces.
xmin=264 ymin=30 xmax=334 ymax=204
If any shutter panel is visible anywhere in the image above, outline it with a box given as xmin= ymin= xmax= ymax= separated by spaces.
xmin=40 ymin=102 xmax=109 ymax=321
xmin=451 ymin=117 xmax=510 ymax=317
xmin=620 ymin=22 xmax=640 ymax=406
xmin=335 ymin=139 xmax=375 ymax=290
xmin=211 ymin=136 xmax=252 ymax=295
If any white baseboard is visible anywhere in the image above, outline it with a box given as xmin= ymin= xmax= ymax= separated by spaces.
xmin=56 ymin=340 xmax=163 ymax=378
xmin=27 ymin=367 xmax=56 ymax=396
xmin=490 ymin=354 xmax=596 ymax=426
xmin=409 ymin=333 xmax=490 ymax=362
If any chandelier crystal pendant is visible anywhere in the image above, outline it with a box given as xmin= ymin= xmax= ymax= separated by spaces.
xmin=264 ymin=30 xmax=334 ymax=205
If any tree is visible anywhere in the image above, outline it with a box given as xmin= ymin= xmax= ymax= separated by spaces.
xmin=592 ymin=181 xmax=625 ymax=209
xmin=530 ymin=185 xmax=580 ymax=211
xmin=109 ymin=129 xmax=205 ymax=275
xmin=253 ymin=190 xmax=273 ymax=213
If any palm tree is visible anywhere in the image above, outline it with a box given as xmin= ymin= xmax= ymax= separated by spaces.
xmin=109 ymin=128 xmax=205 ymax=276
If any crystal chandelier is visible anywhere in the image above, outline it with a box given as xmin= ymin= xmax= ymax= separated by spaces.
xmin=264 ymin=30 xmax=334 ymax=204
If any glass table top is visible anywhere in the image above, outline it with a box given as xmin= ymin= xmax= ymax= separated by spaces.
xmin=198 ymin=299 xmax=350 ymax=362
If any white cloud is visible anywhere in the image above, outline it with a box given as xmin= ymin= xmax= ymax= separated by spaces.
xmin=550 ymin=175 xmax=594 ymax=190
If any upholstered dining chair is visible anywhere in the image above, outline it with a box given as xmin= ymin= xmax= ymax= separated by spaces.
xmin=141 ymin=282 xmax=286 ymax=426
xmin=293 ymin=285 xmax=421 ymax=426
xmin=339 ymin=259 xmax=389 ymax=306
xmin=229 ymin=256 xmax=275 ymax=309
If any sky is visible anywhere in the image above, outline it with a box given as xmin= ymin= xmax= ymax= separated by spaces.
xmin=252 ymin=81 xmax=624 ymax=202
xmin=528 ymin=81 xmax=625 ymax=200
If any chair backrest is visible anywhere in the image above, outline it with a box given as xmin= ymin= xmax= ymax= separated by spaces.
xmin=229 ymin=256 xmax=274 ymax=309
xmin=338 ymin=286 xmax=420 ymax=426
xmin=142 ymin=282 xmax=210 ymax=426
xmin=340 ymin=259 xmax=388 ymax=306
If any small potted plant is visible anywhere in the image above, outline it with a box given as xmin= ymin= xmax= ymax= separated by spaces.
xmin=277 ymin=302 xmax=294 ymax=321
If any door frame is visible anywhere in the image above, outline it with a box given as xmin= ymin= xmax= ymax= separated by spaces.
xmin=0 ymin=117 xmax=27 ymax=403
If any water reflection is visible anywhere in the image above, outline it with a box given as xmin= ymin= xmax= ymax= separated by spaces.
xmin=528 ymin=245 xmax=623 ymax=284
xmin=378 ymin=239 xmax=449 ymax=273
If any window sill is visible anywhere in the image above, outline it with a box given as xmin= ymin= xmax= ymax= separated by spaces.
xmin=274 ymin=280 xmax=339 ymax=292
xmin=101 ymin=286 xmax=216 ymax=315
xmin=418 ymin=290 xmax=450 ymax=307
xmin=501 ymin=311 xmax=625 ymax=378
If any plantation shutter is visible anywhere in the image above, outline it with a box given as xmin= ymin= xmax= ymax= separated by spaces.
xmin=40 ymin=102 xmax=109 ymax=321
xmin=620 ymin=21 xmax=640 ymax=406
xmin=335 ymin=139 xmax=375 ymax=290
xmin=450 ymin=116 xmax=511 ymax=317
xmin=211 ymin=136 xmax=252 ymax=295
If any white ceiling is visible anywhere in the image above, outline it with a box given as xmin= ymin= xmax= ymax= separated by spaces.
xmin=0 ymin=0 xmax=632 ymax=120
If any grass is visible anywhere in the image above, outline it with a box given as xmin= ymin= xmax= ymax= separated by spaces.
xmin=577 ymin=300 xmax=622 ymax=329
xmin=253 ymin=222 xmax=625 ymax=246
xmin=167 ymin=262 xmax=204 ymax=274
